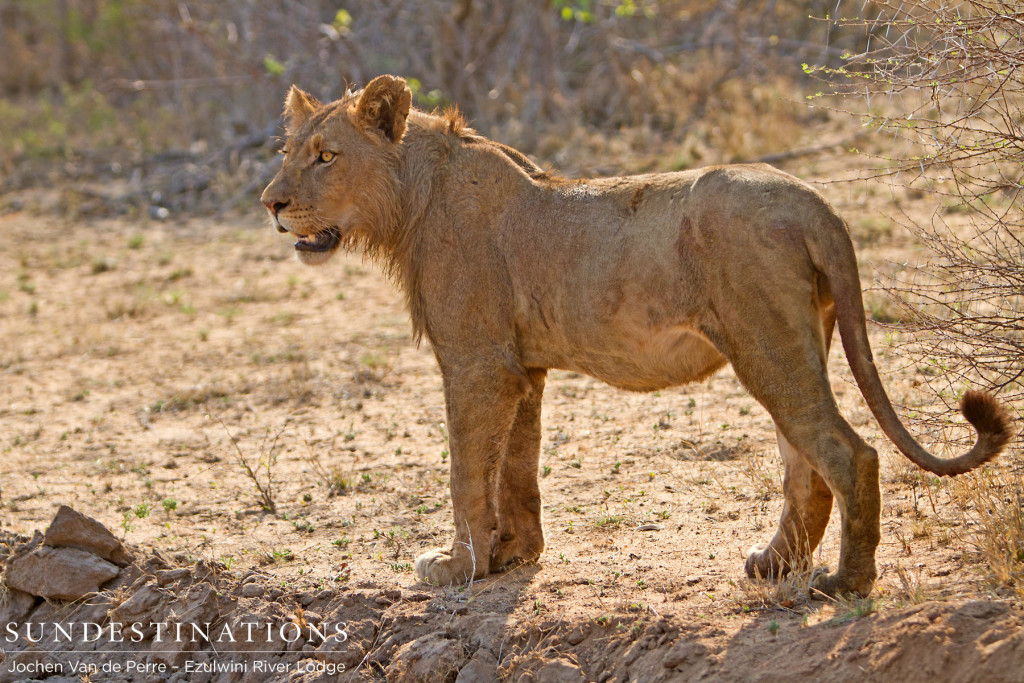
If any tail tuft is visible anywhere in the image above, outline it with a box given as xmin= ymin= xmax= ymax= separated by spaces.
xmin=960 ymin=390 xmax=1013 ymax=460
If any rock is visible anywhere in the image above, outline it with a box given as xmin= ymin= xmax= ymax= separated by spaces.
xmin=0 ymin=587 xmax=36 ymax=626
xmin=317 ymin=633 xmax=353 ymax=665
xmin=565 ymin=624 xmax=589 ymax=646
xmin=4 ymin=531 xmax=42 ymax=560
xmin=317 ymin=632 xmax=363 ymax=669
xmin=156 ymin=568 xmax=191 ymax=586
xmin=456 ymin=649 xmax=498 ymax=683
xmin=5 ymin=546 xmax=119 ymax=600
xmin=387 ymin=633 xmax=467 ymax=683
xmin=536 ymin=658 xmax=586 ymax=683
xmin=43 ymin=505 xmax=131 ymax=565
xmin=25 ymin=598 xmax=60 ymax=623
xmin=240 ymin=583 xmax=264 ymax=598
xmin=108 ymin=583 xmax=166 ymax=636
xmin=108 ymin=581 xmax=219 ymax=659
xmin=70 ymin=594 xmax=113 ymax=625
xmin=662 ymin=640 xmax=706 ymax=669
xmin=452 ymin=613 xmax=507 ymax=651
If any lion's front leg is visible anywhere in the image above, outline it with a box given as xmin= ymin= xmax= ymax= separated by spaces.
xmin=491 ymin=369 xmax=547 ymax=572
xmin=414 ymin=363 xmax=524 ymax=586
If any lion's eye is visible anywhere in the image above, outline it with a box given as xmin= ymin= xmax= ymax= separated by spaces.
xmin=318 ymin=151 xmax=335 ymax=164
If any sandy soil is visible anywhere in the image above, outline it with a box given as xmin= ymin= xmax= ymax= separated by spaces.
xmin=1 ymin=161 xmax=1022 ymax=681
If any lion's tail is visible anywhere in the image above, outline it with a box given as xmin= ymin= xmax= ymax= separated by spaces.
xmin=809 ymin=213 xmax=1013 ymax=476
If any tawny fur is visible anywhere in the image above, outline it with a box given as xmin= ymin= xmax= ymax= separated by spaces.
xmin=261 ymin=75 xmax=1014 ymax=596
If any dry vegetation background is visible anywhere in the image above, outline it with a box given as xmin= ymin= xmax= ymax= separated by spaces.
xmin=1 ymin=1 xmax=1023 ymax=681
xmin=0 ymin=0 xmax=875 ymax=212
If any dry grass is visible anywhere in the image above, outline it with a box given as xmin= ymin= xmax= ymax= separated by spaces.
xmin=890 ymin=563 xmax=927 ymax=605
xmin=951 ymin=459 xmax=1024 ymax=598
xmin=738 ymin=567 xmax=818 ymax=613
xmin=220 ymin=420 xmax=285 ymax=514
xmin=736 ymin=451 xmax=782 ymax=501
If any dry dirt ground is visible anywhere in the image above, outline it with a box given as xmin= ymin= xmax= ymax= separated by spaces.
xmin=1 ymin=158 xmax=1023 ymax=682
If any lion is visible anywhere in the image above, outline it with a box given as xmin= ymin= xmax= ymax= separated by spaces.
xmin=261 ymin=75 xmax=1013 ymax=596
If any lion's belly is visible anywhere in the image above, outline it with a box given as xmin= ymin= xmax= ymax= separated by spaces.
xmin=523 ymin=324 xmax=727 ymax=392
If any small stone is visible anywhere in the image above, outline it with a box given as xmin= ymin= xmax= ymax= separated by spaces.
xmin=155 ymin=568 xmax=192 ymax=586
xmin=268 ymin=588 xmax=284 ymax=600
xmin=5 ymin=546 xmax=119 ymax=600
xmin=565 ymin=626 xmax=588 ymax=646
xmin=316 ymin=588 xmax=334 ymax=602
xmin=240 ymin=583 xmax=264 ymax=598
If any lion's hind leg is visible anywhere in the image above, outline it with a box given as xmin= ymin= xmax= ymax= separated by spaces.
xmin=745 ymin=426 xmax=833 ymax=581
xmin=718 ymin=287 xmax=879 ymax=596
xmin=746 ymin=298 xmax=836 ymax=581
xmin=731 ymin=351 xmax=880 ymax=597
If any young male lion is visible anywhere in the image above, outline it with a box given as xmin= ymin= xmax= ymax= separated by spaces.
xmin=261 ymin=75 xmax=1012 ymax=596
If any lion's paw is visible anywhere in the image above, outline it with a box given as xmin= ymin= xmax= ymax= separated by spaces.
xmin=414 ymin=548 xmax=481 ymax=586
xmin=744 ymin=543 xmax=780 ymax=580
xmin=809 ymin=568 xmax=874 ymax=599
xmin=490 ymin=535 xmax=543 ymax=573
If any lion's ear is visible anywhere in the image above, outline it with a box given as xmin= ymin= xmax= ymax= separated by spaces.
xmin=283 ymin=86 xmax=322 ymax=135
xmin=355 ymin=75 xmax=412 ymax=143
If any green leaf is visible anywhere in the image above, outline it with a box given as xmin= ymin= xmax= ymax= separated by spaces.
xmin=333 ymin=9 xmax=353 ymax=29
xmin=263 ymin=54 xmax=285 ymax=77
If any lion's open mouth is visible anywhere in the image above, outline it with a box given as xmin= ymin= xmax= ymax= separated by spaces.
xmin=293 ymin=227 xmax=342 ymax=253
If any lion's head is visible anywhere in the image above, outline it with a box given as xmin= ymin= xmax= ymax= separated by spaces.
xmin=260 ymin=75 xmax=412 ymax=265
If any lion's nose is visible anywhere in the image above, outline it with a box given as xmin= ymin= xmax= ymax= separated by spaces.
xmin=264 ymin=199 xmax=289 ymax=216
